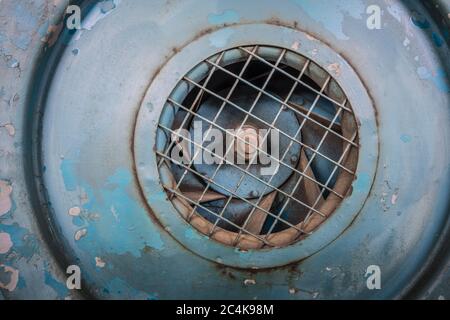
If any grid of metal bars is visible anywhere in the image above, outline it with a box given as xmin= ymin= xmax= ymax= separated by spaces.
xmin=156 ymin=45 xmax=359 ymax=248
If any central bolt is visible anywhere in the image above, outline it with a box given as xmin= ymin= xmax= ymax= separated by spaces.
xmin=235 ymin=125 xmax=260 ymax=160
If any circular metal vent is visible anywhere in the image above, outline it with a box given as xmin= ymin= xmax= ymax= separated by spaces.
xmin=155 ymin=45 xmax=359 ymax=249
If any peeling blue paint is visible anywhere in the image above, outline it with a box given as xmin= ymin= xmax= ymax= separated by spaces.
xmin=417 ymin=67 xmax=450 ymax=93
xmin=60 ymin=159 xmax=78 ymax=191
xmin=400 ymin=134 xmax=412 ymax=143
xmin=208 ymin=10 xmax=240 ymax=25
xmin=77 ymin=168 xmax=165 ymax=256
xmin=0 ymin=223 xmax=39 ymax=260
xmin=292 ymin=0 xmax=364 ymax=40
xmin=44 ymin=271 xmax=69 ymax=298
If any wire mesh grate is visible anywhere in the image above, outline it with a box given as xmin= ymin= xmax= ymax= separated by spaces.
xmin=155 ymin=45 xmax=359 ymax=249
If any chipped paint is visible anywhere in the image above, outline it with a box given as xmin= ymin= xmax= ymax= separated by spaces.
xmin=0 ymin=123 xmax=15 ymax=136
xmin=61 ymin=165 xmax=165 ymax=256
xmin=417 ymin=66 xmax=450 ymax=93
xmin=74 ymin=228 xmax=87 ymax=241
xmin=0 ymin=223 xmax=39 ymax=259
xmin=391 ymin=191 xmax=399 ymax=205
xmin=403 ymin=37 xmax=410 ymax=47
xmin=0 ymin=232 xmax=13 ymax=254
xmin=68 ymin=206 xmax=81 ymax=216
xmin=0 ymin=180 xmax=12 ymax=217
xmin=73 ymin=0 xmax=121 ymax=41
xmin=411 ymin=11 xmax=431 ymax=29
xmin=0 ymin=265 xmax=19 ymax=292
xmin=327 ymin=63 xmax=341 ymax=77
xmin=4 ymin=0 xmax=448 ymax=300
xmin=400 ymin=134 xmax=412 ymax=143
xmin=95 ymin=257 xmax=106 ymax=268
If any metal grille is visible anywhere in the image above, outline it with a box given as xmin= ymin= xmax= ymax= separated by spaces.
xmin=156 ymin=45 xmax=359 ymax=249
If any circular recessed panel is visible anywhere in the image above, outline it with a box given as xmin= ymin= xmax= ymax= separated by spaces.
xmin=134 ymin=24 xmax=378 ymax=268
xmin=156 ymin=45 xmax=359 ymax=249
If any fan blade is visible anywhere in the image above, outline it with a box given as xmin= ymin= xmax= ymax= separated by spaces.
xmin=299 ymin=149 xmax=325 ymax=207
xmin=288 ymin=101 xmax=341 ymax=132
xmin=182 ymin=189 xmax=226 ymax=203
xmin=245 ymin=191 xmax=277 ymax=235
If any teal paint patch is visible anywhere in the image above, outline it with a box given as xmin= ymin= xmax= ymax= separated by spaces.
xmin=353 ymin=173 xmax=371 ymax=193
xmin=417 ymin=67 xmax=450 ymax=93
xmin=0 ymin=223 xmax=39 ymax=260
xmin=292 ymin=0 xmax=365 ymax=40
xmin=78 ymin=168 xmax=165 ymax=257
xmin=209 ymin=29 xmax=234 ymax=48
xmin=60 ymin=159 xmax=78 ymax=191
xmin=400 ymin=134 xmax=412 ymax=143
xmin=44 ymin=271 xmax=69 ymax=298
xmin=185 ymin=228 xmax=203 ymax=240
xmin=16 ymin=275 xmax=26 ymax=289
xmin=411 ymin=11 xmax=430 ymax=29
xmin=431 ymin=69 xmax=450 ymax=93
xmin=106 ymin=277 xmax=159 ymax=300
xmin=105 ymin=167 xmax=132 ymax=187
xmin=72 ymin=216 xmax=85 ymax=227
xmin=432 ymin=32 xmax=444 ymax=47
xmin=208 ymin=10 xmax=240 ymax=25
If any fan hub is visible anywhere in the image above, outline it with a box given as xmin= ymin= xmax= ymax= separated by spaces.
xmin=189 ymin=89 xmax=301 ymax=199
xmin=235 ymin=125 xmax=261 ymax=160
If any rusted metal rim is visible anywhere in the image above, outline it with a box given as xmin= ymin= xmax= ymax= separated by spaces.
xmin=134 ymin=24 xmax=378 ymax=268
xmin=155 ymin=45 xmax=359 ymax=250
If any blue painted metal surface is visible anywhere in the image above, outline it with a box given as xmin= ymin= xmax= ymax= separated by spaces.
xmin=0 ymin=0 xmax=449 ymax=299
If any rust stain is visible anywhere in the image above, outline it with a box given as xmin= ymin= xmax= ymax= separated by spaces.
xmin=43 ymin=22 xmax=64 ymax=47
